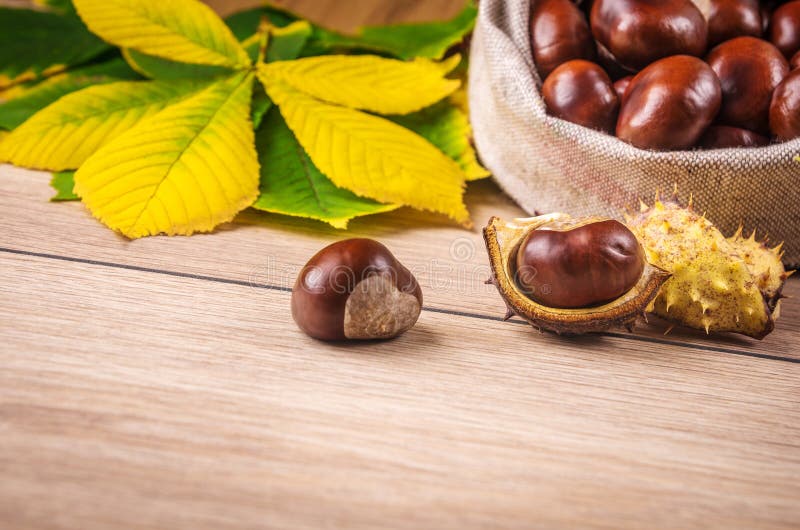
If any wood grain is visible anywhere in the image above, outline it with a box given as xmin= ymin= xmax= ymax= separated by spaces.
xmin=2 ymin=253 xmax=799 ymax=530
xmin=1 ymin=1 xmax=800 ymax=529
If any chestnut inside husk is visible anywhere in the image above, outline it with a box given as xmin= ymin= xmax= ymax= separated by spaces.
xmin=483 ymin=214 xmax=670 ymax=334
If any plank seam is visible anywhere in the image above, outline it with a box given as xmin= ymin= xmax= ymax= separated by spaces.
xmin=2 ymin=246 xmax=797 ymax=364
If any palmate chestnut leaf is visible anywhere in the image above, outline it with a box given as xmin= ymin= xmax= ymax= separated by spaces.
xmin=1 ymin=0 xmax=482 ymax=237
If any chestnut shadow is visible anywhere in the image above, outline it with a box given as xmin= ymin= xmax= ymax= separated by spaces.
xmin=639 ymin=314 xmax=764 ymax=349
xmin=320 ymin=323 xmax=443 ymax=354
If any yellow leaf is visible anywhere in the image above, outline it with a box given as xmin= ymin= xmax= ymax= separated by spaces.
xmin=74 ymin=71 xmax=258 ymax=239
xmin=259 ymin=54 xmax=461 ymax=115
xmin=0 ymin=79 xmax=206 ymax=170
xmin=260 ymin=76 xmax=470 ymax=226
xmin=73 ymin=0 xmax=250 ymax=68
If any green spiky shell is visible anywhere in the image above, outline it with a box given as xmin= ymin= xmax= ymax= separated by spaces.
xmin=627 ymin=194 xmax=789 ymax=339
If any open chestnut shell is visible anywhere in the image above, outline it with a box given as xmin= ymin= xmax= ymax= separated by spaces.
xmin=291 ymin=239 xmax=422 ymax=341
xmin=483 ymin=214 xmax=670 ymax=334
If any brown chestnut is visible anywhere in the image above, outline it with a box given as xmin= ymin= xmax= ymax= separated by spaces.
xmin=530 ymin=0 xmax=596 ymax=78
xmin=769 ymin=1 xmax=800 ymax=59
xmin=707 ymin=0 xmax=763 ymax=46
xmin=590 ymin=0 xmax=708 ymax=70
xmin=769 ymin=68 xmax=800 ymax=141
xmin=291 ymin=239 xmax=422 ymax=341
xmin=617 ymin=55 xmax=722 ymax=150
xmin=595 ymin=41 xmax=636 ymax=80
xmin=514 ymin=219 xmax=645 ymax=309
xmin=698 ymin=125 xmax=770 ymax=148
xmin=792 ymin=50 xmax=800 ymax=69
xmin=613 ymin=75 xmax=632 ymax=102
xmin=707 ymin=36 xmax=789 ymax=134
xmin=542 ymin=59 xmax=619 ymax=133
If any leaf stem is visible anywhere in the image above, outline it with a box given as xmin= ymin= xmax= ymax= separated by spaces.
xmin=256 ymin=16 xmax=272 ymax=66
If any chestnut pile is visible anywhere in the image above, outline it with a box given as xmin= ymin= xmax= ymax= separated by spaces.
xmin=532 ymin=0 xmax=800 ymax=149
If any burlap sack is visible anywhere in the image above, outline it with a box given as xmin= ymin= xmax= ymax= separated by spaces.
xmin=469 ymin=0 xmax=800 ymax=267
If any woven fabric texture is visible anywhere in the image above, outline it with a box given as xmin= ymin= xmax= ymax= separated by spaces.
xmin=469 ymin=0 xmax=800 ymax=266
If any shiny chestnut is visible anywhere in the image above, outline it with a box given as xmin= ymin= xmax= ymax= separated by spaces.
xmin=698 ymin=125 xmax=770 ymax=148
xmin=514 ymin=219 xmax=645 ymax=309
xmin=291 ymin=239 xmax=422 ymax=341
xmin=769 ymin=1 xmax=800 ymax=59
xmin=769 ymin=68 xmax=800 ymax=141
xmin=707 ymin=0 xmax=763 ymax=46
xmin=792 ymin=50 xmax=800 ymax=69
xmin=530 ymin=0 xmax=596 ymax=78
xmin=707 ymin=36 xmax=789 ymax=134
xmin=542 ymin=59 xmax=619 ymax=133
xmin=617 ymin=55 xmax=722 ymax=150
xmin=613 ymin=75 xmax=632 ymax=102
xmin=590 ymin=0 xmax=708 ymax=70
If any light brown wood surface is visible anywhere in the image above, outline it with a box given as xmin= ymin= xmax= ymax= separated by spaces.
xmin=2 ymin=1 xmax=800 ymax=529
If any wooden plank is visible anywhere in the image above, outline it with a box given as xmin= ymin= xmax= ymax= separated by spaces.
xmin=2 ymin=166 xmax=798 ymax=361
xmin=1 ymin=252 xmax=799 ymax=530
xmin=204 ymin=0 xmax=465 ymax=29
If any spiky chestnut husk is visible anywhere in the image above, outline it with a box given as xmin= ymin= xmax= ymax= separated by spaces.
xmin=483 ymin=214 xmax=671 ymax=335
xmin=626 ymin=193 xmax=791 ymax=339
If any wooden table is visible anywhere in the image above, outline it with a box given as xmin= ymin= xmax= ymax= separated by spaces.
xmin=2 ymin=2 xmax=799 ymax=529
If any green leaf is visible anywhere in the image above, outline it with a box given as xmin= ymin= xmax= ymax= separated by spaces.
xmin=50 ymin=171 xmax=79 ymax=201
xmin=390 ymin=100 xmax=489 ymax=181
xmin=121 ymin=49 xmax=234 ymax=80
xmin=251 ymin=84 xmax=272 ymax=130
xmin=33 ymin=0 xmax=76 ymax=14
xmin=267 ymin=21 xmax=313 ymax=62
xmin=0 ymin=58 xmax=140 ymax=131
xmin=252 ymin=109 xmax=396 ymax=229
xmin=313 ymin=1 xmax=476 ymax=60
xmin=224 ymin=6 xmax=298 ymax=39
xmin=0 ymin=7 xmax=109 ymax=89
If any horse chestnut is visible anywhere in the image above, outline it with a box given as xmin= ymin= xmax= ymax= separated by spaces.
xmin=542 ymin=59 xmax=619 ymax=134
xmin=770 ymin=68 xmax=800 ymax=141
xmin=707 ymin=37 xmax=789 ymax=134
xmin=792 ymin=50 xmax=800 ymax=69
xmin=698 ymin=125 xmax=770 ymax=148
xmin=530 ymin=0 xmax=596 ymax=78
xmin=613 ymin=75 xmax=632 ymax=102
xmin=590 ymin=0 xmax=708 ymax=70
xmin=617 ymin=55 xmax=722 ymax=150
xmin=291 ymin=239 xmax=422 ymax=341
xmin=769 ymin=1 xmax=800 ymax=59
xmin=707 ymin=0 xmax=763 ymax=46
xmin=515 ymin=219 xmax=645 ymax=309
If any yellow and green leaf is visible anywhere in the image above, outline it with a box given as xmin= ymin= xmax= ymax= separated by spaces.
xmin=0 ymin=7 xmax=109 ymax=89
xmin=260 ymin=76 xmax=469 ymax=226
xmin=73 ymin=0 xmax=251 ymax=68
xmin=252 ymin=109 xmax=397 ymax=229
xmin=390 ymin=100 xmax=489 ymax=181
xmin=259 ymin=55 xmax=460 ymax=115
xmin=122 ymin=49 xmax=233 ymax=80
xmin=0 ymin=78 xmax=206 ymax=170
xmin=0 ymin=58 xmax=140 ymax=131
xmin=74 ymin=71 xmax=258 ymax=239
xmin=50 ymin=171 xmax=79 ymax=201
